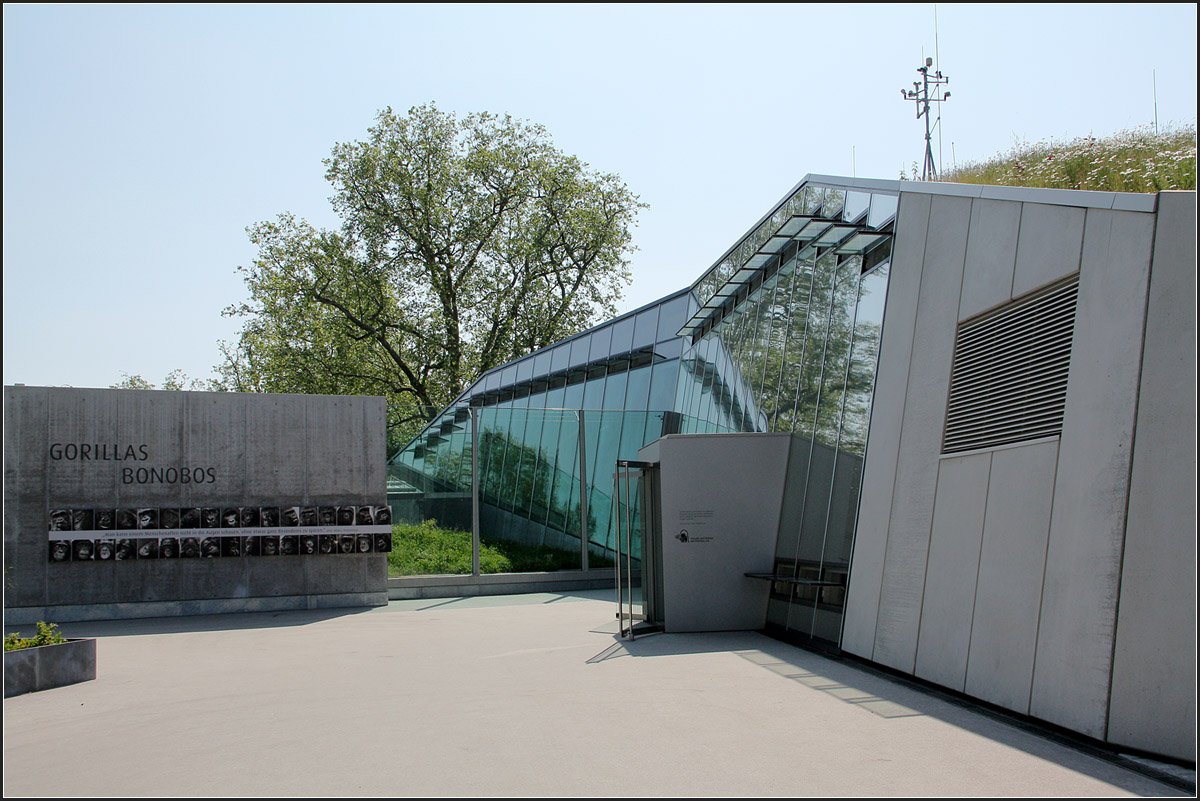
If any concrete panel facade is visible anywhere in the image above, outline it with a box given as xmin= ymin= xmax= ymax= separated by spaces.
xmin=1012 ymin=202 xmax=1085 ymax=296
xmin=1107 ymin=191 xmax=1197 ymax=762
xmin=1029 ymin=208 xmax=1154 ymax=739
xmin=959 ymin=198 xmax=1021 ymax=320
xmin=964 ymin=440 xmax=1058 ymax=713
xmin=913 ymin=452 xmax=990 ymax=691
xmin=842 ymin=186 xmax=1194 ymax=761
xmin=872 ymin=193 xmax=970 ymax=673
xmin=4 ymin=387 xmax=389 ymax=622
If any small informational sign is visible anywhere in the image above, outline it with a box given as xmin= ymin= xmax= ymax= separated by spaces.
xmin=675 ymin=509 xmax=715 ymax=543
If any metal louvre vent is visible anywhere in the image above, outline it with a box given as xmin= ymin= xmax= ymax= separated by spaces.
xmin=943 ymin=275 xmax=1079 ymax=454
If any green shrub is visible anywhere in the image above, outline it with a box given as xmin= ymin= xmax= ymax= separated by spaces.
xmin=4 ymin=621 xmax=67 ymax=652
xmin=387 ymin=519 xmax=611 ymax=576
xmin=388 ymin=520 xmax=511 ymax=576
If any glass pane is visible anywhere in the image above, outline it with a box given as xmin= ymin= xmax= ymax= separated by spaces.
xmin=745 ymin=277 xmax=779 ymax=431
xmin=653 ymin=337 xmax=683 ymax=360
xmin=602 ymin=370 xmax=628 ymax=411
xmin=623 ymin=364 xmax=651 ymax=410
xmin=582 ymin=371 xmax=606 ymax=409
xmin=527 ymin=411 xmax=555 ymax=527
xmin=656 ymin=294 xmax=690 ymax=342
xmin=569 ymin=334 xmax=591 ymax=367
xmin=824 ymin=262 xmax=890 ymax=572
xmin=632 ymin=307 xmax=660 ymax=349
xmin=563 ymin=377 xmax=585 ymax=409
xmin=589 ymin=325 xmax=613 ymax=360
xmin=794 ymin=258 xmax=859 ymax=575
xmin=843 ymin=191 xmax=870 ymax=222
xmin=610 ymin=316 xmax=635 ymax=354
xmin=794 ymin=250 xmax=838 ymax=437
xmin=532 ymin=350 xmax=553 ymax=378
xmin=550 ymin=344 xmax=571 ymax=373
xmin=387 ymin=406 xmax=476 ymax=576
xmin=650 ymin=359 xmax=680 ymax=412
xmin=776 ymin=250 xmax=816 ymax=433
xmin=676 ymin=344 xmax=700 ymax=422
xmin=696 ymin=338 xmax=717 ymax=426
xmin=544 ymin=381 xmax=566 ymax=409
xmin=550 ymin=411 xmax=581 ymax=542
xmin=868 ymin=193 xmax=899 ymax=228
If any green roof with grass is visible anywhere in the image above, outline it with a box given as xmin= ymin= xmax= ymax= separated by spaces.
xmin=941 ymin=125 xmax=1196 ymax=192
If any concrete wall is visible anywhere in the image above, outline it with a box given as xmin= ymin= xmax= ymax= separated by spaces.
xmin=1106 ymin=191 xmax=1197 ymax=761
xmin=650 ymin=433 xmax=789 ymax=632
xmin=4 ymin=387 xmax=388 ymax=622
xmin=842 ymin=189 xmax=1195 ymax=761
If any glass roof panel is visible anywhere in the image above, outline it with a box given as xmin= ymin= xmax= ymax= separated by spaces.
xmin=843 ymin=191 xmax=871 ymax=222
xmin=682 ymin=180 xmax=900 ymax=341
xmin=835 ymin=232 xmax=888 ymax=254
xmin=763 ymin=234 xmax=792 ymax=252
xmin=776 ymin=216 xmax=808 ymax=237
xmin=868 ymin=193 xmax=899 ymax=227
xmin=813 ymin=224 xmax=857 ymax=247
xmin=800 ymin=186 xmax=824 ymax=215
xmin=821 ymin=188 xmax=846 ymax=218
xmin=796 ymin=219 xmax=832 ymax=240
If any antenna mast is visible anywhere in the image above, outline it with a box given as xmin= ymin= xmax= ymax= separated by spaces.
xmin=901 ymin=58 xmax=950 ymax=180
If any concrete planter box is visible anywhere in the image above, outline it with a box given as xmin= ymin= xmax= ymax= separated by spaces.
xmin=4 ymin=638 xmax=96 ymax=698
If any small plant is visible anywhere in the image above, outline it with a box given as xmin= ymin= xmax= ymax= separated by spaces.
xmin=4 ymin=621 xmax=67 ymax=652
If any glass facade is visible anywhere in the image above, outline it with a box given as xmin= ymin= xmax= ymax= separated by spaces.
xmin=392 ymin=177 xmax=897 ymax=646
xmin=389 ymin=290 xmax=696 ymax=571
xmin=680 ymin=182 xmax=895 ymax=644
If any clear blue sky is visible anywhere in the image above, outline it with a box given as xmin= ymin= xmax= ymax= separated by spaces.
xmin=4 ymin=3 xmax=1196 ymax=389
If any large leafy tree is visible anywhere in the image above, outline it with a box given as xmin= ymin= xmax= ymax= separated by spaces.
xmin=220 ymin=104 xmax=643 ymax=436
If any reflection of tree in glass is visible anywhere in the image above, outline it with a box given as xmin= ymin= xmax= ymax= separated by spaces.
xmin=477 ymin=428 xmax=559 ymax=524
xmin=789 ymin=251 xmax=841 ymax=441
xmin=837 ymin=263 xmax=889 ymax=455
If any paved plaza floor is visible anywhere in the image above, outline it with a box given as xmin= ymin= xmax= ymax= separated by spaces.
xmin=3 ymin=591 xmax=1193 ymax=796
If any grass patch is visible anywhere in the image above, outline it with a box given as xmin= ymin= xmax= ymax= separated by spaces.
xmin=388 ymin=520 xmax=507 ymax=575
xmin=388 ymin=519 xmax=612 ymax=577
xmin=942 ymin=124 xmax=1195 ymax=192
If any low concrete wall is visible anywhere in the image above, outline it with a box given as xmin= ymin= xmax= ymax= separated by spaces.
xmin=4 ymin=638 xmax=96 ymax=697
xmin=388 ymin=570 xmax=616 ymax=600
xmin=5 ymin=591 xmax=390 ymax=625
